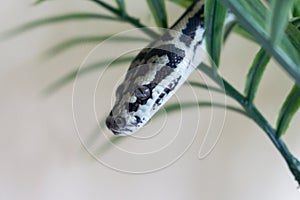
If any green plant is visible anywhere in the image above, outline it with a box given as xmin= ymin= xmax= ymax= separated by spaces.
xmin=2 ymin=0 xmax=300 ymax=185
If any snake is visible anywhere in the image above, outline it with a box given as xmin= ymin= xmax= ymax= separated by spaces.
xmin=105 ymin=0 xmax=235 ymax=136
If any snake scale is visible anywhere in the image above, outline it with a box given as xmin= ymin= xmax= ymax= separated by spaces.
xmin=106 ymin=0 xmax=234 ymax=136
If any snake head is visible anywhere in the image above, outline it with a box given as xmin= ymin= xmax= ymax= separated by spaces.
xmin=105 ymin=103 xmax=147 ymax=136
xmin=105 ymin=44 xmax=187 ymax=136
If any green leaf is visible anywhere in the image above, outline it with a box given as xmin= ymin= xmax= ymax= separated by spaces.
xmin=291 ymin=17 xmax=300 ymax=27
xmin=33 ymin=0 xmax=47 ymax=5
xmin=43 ymin=56 xmax=134 ymax=95
xmin=223 ymin=13 xmax=237 ymax=41
xmin=269 ymin=0 xmax=295 ymax=44
xmin=0 ymin=13 xmax=120 ymax=39
xmin=91 ymin=0 xmax=160 ymax=39
xmin=233 ymin=25 xmax=257 ymax=43
xmin=146 ymin=0 xmax=168 ymax=28
xmin=244 ymin=48 xmax=271 ymax=102
xmin=286 ymin=19 xmax=300 ymax=53
xmin=95 ymin=136 xmax=124 ymax=155
xmin=155 ymin=101 xmax=248 ymax=118
xmin=285 ymin=17 xmax=300 ymax=54
xmin=91 ymin=0 xmax=120 ymax=15
xmin=167 ymin=0 xmax=194 ymax=8
xmin=115 ymin=0 xmax=126 ymax=16
xmin=221 ymin=0 xmax=300 ymax=86
xmin=293 ymin=0 xmax=300 ymax=17
xmin=276 ymin=84 xmax=300 ymax=137
xmin=205 ymin=0 xmax=227 ymax=67
xmin=186 ymin=81 xmax=225 ymax=94
xmin=44 ymin=35 xmax=150 ymax=58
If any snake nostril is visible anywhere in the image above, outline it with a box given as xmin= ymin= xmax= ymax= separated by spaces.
xmin=112 ymin=116 xmax=126 ymax=129
xmin=106 ymin=115 xmax=126 ymax=130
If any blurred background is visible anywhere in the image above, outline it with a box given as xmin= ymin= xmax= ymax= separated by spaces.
xmin=0 ymin=0 xmax=299 ymax=199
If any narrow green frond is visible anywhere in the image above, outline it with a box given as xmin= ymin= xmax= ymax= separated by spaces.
xmin=146 ymin=0 xmax=168 ymax=28
xmin=43 ymin=56 xmax=133 ymax=95
xmin=0 ymin=13 xmax=120 ymax=39
xmin=221 ymin=0 xmax=300 ymax=85
xmin=94 ymin=101 xmax=247 ymax=154
xmin=291 ymin=17 xmax=300 ymax=27
xmin=276 ymin=84 xmax=300 ymax=138
xmin=269 ymin=0 xmax=295 ymax=44
xmin=155 ymin=101 xmax=248 ymax=118
xmin=223 ymin=13 xmax=237 ymax=42
xmin=186 ymin=81 xmax=225 ymax=94
xmin=167 ymin=0 xmax=194 ymax=8
xmin=244 ymin=48 xmax=271 ymax=102
xmin=91 ymin=0 xmax=160 ymax=39
xmin=286 ymin=21 xmax=300 ymax=53
xmin=205 ymin=0 xmax=227 ymax=67
xmin=115 ymin=0 xmax=127 ymax=16
xmin=44 ymin=35 xmax=150 ymax=58
xmin=293 ymin=0 xmax=300 ymax=17
xmin=33 ymin=0 xmax=46 ymax=5
xmin=95 ymin=136 xmax=124 ymax=155
xmin=91 ymin=0 xmax=120 ymax=15
xmin=233 ymin=25 xmax=257 ymax=43
xmin=197 ymin=62 xmax=247 ymax=104
xmin=247 ymin=0 xmax=267 ymax=20
xmin=197 ymin=61 xmax=300 ymax=185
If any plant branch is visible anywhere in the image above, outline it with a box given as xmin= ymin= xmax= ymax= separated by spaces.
xmin=199 ymin=63 xmax=300 ymax=185
xmin=0 ymin=13 xmax=120 ymax=39
xmin=90 ymin=0 xmax=160 ymax=39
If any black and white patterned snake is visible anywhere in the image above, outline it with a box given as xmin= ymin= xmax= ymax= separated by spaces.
xmin=106 ymin=0 xmax=235 ymax=136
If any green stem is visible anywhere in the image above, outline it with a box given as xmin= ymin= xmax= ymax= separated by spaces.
xmin=186 ymin=81 xmax=226 ymax=94
xmin=90 ymin=0 xmax=160 ymax=39
xmin=199 ymin=64 xmax=300 ymax=185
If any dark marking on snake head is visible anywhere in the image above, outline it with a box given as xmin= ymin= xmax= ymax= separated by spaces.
xmin=155 ymin=93 xmax=166 ymax=106
xmin=145 ymin=44 xmax=185 ymax=69
xmin=153 ymin=66 xmax=174 ymax=84
xmin=135 ymin=64 xmax=150 ymax=77
xmin=161 ymin=31 xmax=174 ymax=41
xmin=164 ymin=88 xmax=171 ymax=94
xmin=134 ymin=115 xmax=142 ymax=124
xmin=146 ymin=82 xmax=158 ymax=90
xmin=153 ymin=76 xmax=182 ymax=109
xmin=128 ymin=102 xmax=139 ymax=112
xmin=169 ymin=76 xmax=182 ymax=91
xmin=127 ymin=47 xmax=151 ymax=72
xmin=133 ymin=50 xmax=147 ymax=63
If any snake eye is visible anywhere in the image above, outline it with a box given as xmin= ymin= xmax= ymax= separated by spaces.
xmin=112 ymin=116 xmax=126 ymax=129
xmin=134 ymin=85 xmax=151 ymax=101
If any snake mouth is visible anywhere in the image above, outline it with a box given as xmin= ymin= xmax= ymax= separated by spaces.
xmin=110 ymin=128 xmax=132 ymax=136
xmin=111 ymin=129 xmax=122 ymax=135
xmin=113 ymin=131 xmax=130 ymax=136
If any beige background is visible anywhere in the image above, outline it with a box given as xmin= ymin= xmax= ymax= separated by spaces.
xmin=0 ymin=0 xmax=300 ymax=199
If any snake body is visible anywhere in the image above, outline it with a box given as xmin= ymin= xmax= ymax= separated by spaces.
xmin=106 ymin=0 xmax=231 ymax=135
